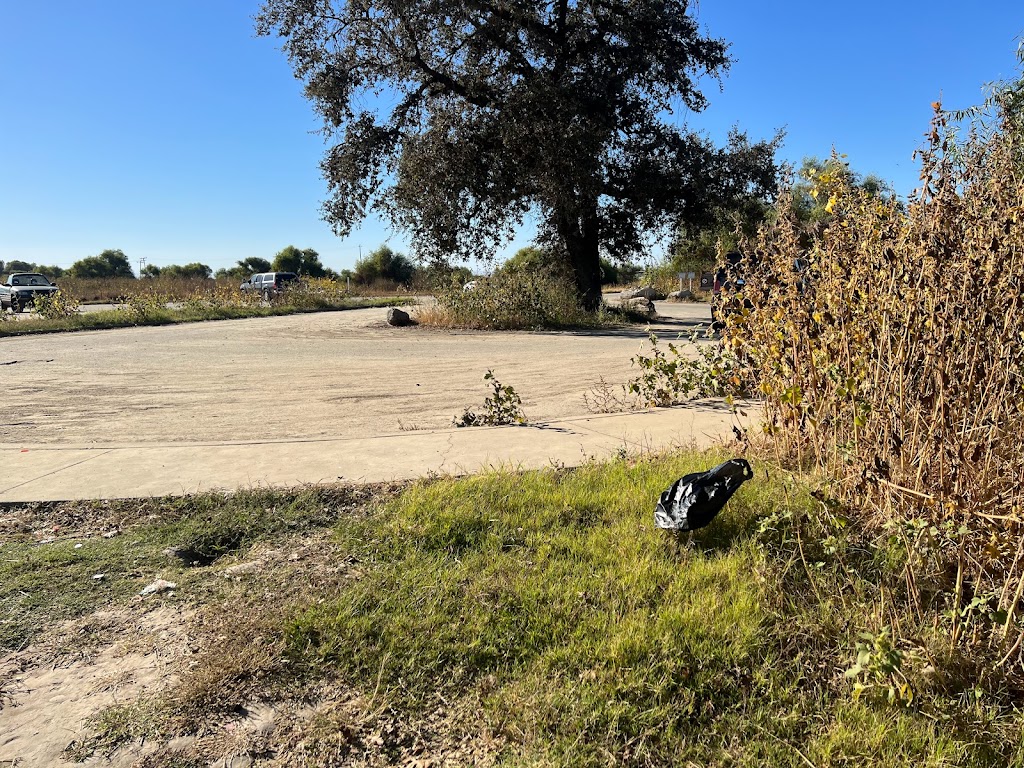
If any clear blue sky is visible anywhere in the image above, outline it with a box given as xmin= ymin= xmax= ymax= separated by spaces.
xmin=1 ymin=1 xmax=1021 ymax=274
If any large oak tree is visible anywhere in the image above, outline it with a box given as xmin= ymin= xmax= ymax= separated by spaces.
xmin=257 ymin=0 xmax=780 ymax=309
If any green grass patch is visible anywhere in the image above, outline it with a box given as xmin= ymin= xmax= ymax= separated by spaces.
xmin=280 ymin=455 xmax=1018 ymax=766
xmin=0 ymin=297 xmax=405 ymax=337
xmin=8 ymin=454 xmax=1022 ymax=765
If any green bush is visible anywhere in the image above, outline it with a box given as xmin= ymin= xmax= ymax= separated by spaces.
xmin=428 ymin=267 xmax=606 ymax=330
xmin=31 ymin=289 xmax=80 ymax=319
xmin=627 ymin=330 xmax=754 ymax=407
xmin=453 ymin=370 xmax=527 ymax=426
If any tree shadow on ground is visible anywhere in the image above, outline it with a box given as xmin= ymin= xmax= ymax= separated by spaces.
xmin=537 ymin=310 xmax=715 ymax=340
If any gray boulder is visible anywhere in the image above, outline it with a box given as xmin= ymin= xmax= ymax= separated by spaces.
xmin=387 ymin=307 xmax=413 ymax=327
xmin=667 ymin=290 xmax=695 ymax=301
xmin=621 ymin=297 xmax=656 ymax=315
xmin=620 ymin=285 xmax=664 ymax=301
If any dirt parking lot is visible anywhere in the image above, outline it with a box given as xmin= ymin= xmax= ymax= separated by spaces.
xmin=0 ymin=302 xmax=714 ymax=447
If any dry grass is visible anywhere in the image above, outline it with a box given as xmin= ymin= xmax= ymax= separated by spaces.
xmin=0 ymin=281 xmax=406 ymax=337
xmin=729 ymin=103 xmax=1024 ymax=670
xmin=52 ymin=276 xmax=417 ymax=304
xmin=58 ymin=276 xmax=230 ymax=303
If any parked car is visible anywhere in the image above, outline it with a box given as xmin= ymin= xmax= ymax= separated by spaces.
xmin=239 ymin=272 xmax=298 ymax=300
xmin=0 ymin=272 xmax=59 ymax=313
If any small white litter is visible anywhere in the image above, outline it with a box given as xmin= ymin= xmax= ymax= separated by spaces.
xmin=140 ymin=579 xmax=177 ymax=596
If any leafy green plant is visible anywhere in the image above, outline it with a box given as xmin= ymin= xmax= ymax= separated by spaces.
xmin=31 ymin=289 xmax=81 ymax=319
xmin=454 ymin=370 xmax=526 ymax=427
xmin=115 ymin=292 xmax=169 ymax=323
xmin=846 ymin=628 xmax=918 ymax=705
xmin=626 ymin=330 xmax=754 ymax=408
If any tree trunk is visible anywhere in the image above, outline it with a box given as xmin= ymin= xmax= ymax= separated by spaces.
xmin=560 ymin=196 xmax=603 ymax=312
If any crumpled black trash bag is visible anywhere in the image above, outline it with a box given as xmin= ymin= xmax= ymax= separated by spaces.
xmin=654 ymin=458 xmax=753 ymax=533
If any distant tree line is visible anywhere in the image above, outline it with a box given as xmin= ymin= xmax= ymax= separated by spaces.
xmin=0 ymin=249 xmax=135 ymax=279
xmin=0 ymin=259 xmax=68 ymax=278
xmin=142 ymin=262 xmax=212 ymax=279
xmin=4 ymin=243 xmax=635 ymax=288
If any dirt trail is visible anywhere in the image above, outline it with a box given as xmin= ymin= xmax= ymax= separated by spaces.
xmin=0 ymin=302 xmax=712 ymax=446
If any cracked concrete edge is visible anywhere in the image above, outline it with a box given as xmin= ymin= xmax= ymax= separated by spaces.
xmin=0 ymin=405 xmax=758 ymax=502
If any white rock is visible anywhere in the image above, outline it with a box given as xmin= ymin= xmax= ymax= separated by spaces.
xmin=140 ymin=579 xmax=177 ymax=596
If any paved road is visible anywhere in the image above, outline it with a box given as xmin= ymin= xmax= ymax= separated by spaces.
xmin=5 ymin=302 xmax=118 ymax=321
xmin=0 ymin=301 xmax=752 ymax=500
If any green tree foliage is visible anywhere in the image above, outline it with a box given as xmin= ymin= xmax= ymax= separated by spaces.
xmin=256 ymin=0 xmax=781 ymax=309
xmin=272 ymin=246 xmax=329 ymax=278
xmin=788 ymin=156 xmax=897 ymax=247
xmin=662 ymin=155 xmax=895 ymax=279
xmin=216 ymin=257 xmax=275 ymax=280
xmin=0 ymin=260 xmax=65 ymax=278
xmin=140 ymin=264 xmax=162 ymax=278
xmin=353 ymin=245 xmax=415 ymax=285
xmin=946 ymin=41 xmax=1024 ymax=139
xmin=68 ymin=249 xmax=135 ymax=279
xmin=669 ymin=195 xmax=773 ymax=268
xmin=500 ymin=246 xmax=559 ymax=276
xmin=598 ymin=257 xmax=640 ymax=286
xmin=239 ymin=256 xmax=273 ymax=275
xmin=159 ymin=263 xmax=213 ymax=279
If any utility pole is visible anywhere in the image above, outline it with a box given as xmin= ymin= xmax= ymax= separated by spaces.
xmin=138 ymin=257 xmax=146 ymax=277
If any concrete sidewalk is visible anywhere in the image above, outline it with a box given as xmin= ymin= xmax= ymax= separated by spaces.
xmin=0 ymin=404 xmax=753 ymax=502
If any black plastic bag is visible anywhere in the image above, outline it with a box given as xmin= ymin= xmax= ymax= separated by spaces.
xmin=654 ymin=459 xmax=753 ymax=533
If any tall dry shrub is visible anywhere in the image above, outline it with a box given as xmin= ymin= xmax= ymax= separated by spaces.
xmin=732 ymin=106 xmax=1024 ymax=662
xmin=425 ymin=268 xmax=597 ymax=330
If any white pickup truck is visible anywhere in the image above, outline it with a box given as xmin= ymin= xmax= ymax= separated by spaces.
xmin=0 ymin=272 xmax=59 ymax=313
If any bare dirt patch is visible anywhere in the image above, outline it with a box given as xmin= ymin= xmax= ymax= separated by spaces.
xmin=0 ymin=604 xmax=189 ymax=768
